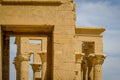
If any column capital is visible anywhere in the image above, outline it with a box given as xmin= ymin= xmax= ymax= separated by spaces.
xmin=13 ymin=54 xmax=31 ymax=62
xmin=30 ymin=63 xmax=42 ymax=72
xmin=75 ymin=52 xmax=85 ymax=63
xmin=19 ymin=54 xmax=31 ymax=61
xmin=13 ymin=54 xmax=31 ymax=70
xmin=37 ymin=51 xmax=47 ymax=63
xmin=13 ymin=58 xmax=20 ymax=70
xmin=88 ymin=54 xmax=106 ymax=65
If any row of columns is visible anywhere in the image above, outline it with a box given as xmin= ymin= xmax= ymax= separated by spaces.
xmin=13 ymin=51 xmax=47 ymax=80
xmin=75 ymin=52 xmax=106 ymax=80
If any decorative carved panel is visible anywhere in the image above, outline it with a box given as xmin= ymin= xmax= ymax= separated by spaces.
xmin=82 ymin=41 xmax=95 ymax=54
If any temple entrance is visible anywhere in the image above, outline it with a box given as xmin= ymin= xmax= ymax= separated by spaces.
xmin=1 ymin=25 xmax=54 ymax=80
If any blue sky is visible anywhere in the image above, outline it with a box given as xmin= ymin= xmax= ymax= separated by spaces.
xmin=75 ymin=0 xmax=120 ymax=80
xmin=10 ymin=0 xmax=120 ymax=80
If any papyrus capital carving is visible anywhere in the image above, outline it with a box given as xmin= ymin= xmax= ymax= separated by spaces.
xmin=88 ymin=54 xmax=106 ymax=65
xmin=30 ymin=63 xmax=42 ymax=72
xmin=75 ymin=52 xmax=85 ymax=63
xmin=38 ymin=51 xmax=47 ymax=63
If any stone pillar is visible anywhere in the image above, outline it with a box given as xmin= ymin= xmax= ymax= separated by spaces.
xmin=0 ymin=26 xmax=2 ymax=80
xmin=74 ymin=52 xmax=84 ymax=80
xmin=88 ymin=54 xmax=106 ymax=80
xmin=38 ymin=51 xmax=47 ymax=80
xmin=20 ymin=54 xmax=30 ymax=80
xmin=13 ymin=57 xmax=21 ymax=80
xmin=2 ymin=35 xmax=10 ymax=80
xmin=32 ymin=52 xmax=41 ymax=80
xmin=31 ymin=63 xmax=42 ymax=80
xmin=82 ymin=56 xmax=88 ymax=80
xmin=94 ymin=54 xmax=106 ymax=80
xmin=88 ymin=54 xmax=95 ymax=80
xmin=14 ymin=54 xmax=30 ymax=80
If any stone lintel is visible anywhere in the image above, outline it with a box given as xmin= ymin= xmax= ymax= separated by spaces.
xmin=2 ymin=25 xmax=54 ymax=34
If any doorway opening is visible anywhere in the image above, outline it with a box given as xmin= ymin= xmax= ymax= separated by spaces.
xmin=1 ymin=25 xmax=54 ymax=80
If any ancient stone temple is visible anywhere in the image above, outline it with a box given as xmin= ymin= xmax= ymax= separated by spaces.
xmin=0 ymin=0 xmax=106 ymax=80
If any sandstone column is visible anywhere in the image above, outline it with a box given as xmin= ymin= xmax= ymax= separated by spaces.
xmin=13 ymin=57 xmax=21 ymax=80
xmin=89 ymin=54 xmax=106 ymax=80
xmin=75 ymin=52 xmax=84 ymax=80
xmin=94 ymin=54 xmax=106 ymax=80
xmin=38 ymin=51 xmax=47 ymax=80
xmin=82 ymin=56 xmax=88 ymax=80
xmin=88 ymin=54 xmax=95 ymax=80
xmin=31 ymin=63 xmax=42 ymax=80
xmin=19 ymin=54 xmax=30 ymax=80
xmin=33 ymin=52 xmax=41 ymax=79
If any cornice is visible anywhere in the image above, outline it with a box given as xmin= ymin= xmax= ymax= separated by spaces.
xmin=0 ymin=0 xmax=62 ymax=6
xmin=75 ymin=27 xmax=105 ymax=36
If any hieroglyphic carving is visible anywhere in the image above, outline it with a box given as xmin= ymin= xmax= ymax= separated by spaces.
xmin=74 ymin=52 xmax=84 ymax=80
xmin=82 ymin=41 xmax=95 ymax=54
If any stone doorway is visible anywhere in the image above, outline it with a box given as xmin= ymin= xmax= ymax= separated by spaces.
xmin=0 ymin=25 xmax=54 ymax=80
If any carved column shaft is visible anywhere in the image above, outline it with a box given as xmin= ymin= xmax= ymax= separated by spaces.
xmin=20 ymin=54 xmax=30 ymax=80
xmin=88 ymin=54 xmax=106 ymax=80
xmin=13 ymin=59 xmax=21 ymax=80
xmin=75 ymin=52 xmax=84 ymax=80
xmin=14 ymin=54 xmax=30 ymax=80
xmin=94 ymin=55 xmax=105 ymax=80
xmin=88 ymin=65 xmax=93 ymax=80
xmin=88 ymin=54 xmax=94 ymax=80
xmin=94 ymin=64 xmax=102 ymax=80
xmin=82 ymin=56 xmax=88 ymax=80
xmin=20 ymin=61 xmax=29 ymax=80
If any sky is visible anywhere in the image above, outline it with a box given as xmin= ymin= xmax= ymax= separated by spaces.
xmin=9 ymin=0 xmax=120 ymax=80
xmin=75 ymin=0 xmax=120 ymax=80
